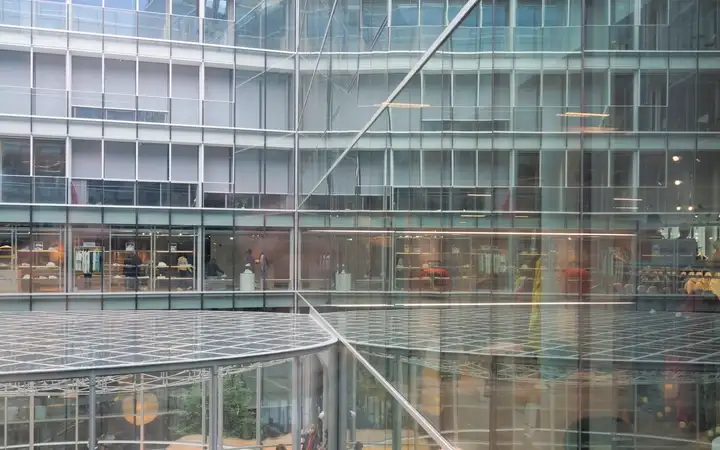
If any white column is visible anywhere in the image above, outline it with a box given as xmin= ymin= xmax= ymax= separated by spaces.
xmin=199 ymin=62 xmax=205 ymax=125
xmin=197 ymin=143 xmax=204 ymax=207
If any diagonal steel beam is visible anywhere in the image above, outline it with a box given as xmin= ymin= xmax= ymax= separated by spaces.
xmin=297 ymin=0 xmax=340 ymax=126
xmin=297 ymin=0 xmax=481 ymax=208
xmin=299 ymin=294 xmax=455 ymax=450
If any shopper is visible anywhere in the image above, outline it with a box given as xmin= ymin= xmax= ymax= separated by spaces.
xmin=301 ymin=425 xmax=321 ymax=450
xmin=177 ymin=254 xmax=193 ymax=289
xmin=123 ymin=252 xmax=142 ymax=291
xmin=205 ymin=257 xmax=224 ymax=277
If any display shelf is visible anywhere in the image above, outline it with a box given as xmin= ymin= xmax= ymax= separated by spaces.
xmin=393 ymin=235 xmax=509 ymax=292
xmin=0 ymin=244 xmax=16 ymax=293
xmin=16 ymin=245 xmax=64 ymax=293
xmin=154 ymin=234 xmax=196 ymax=291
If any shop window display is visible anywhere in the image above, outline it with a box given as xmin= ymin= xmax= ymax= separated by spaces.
xmin=0 ymin=226 xmax=66 ymax=294
xmin=71 ymin=228 xmax=110 ymax=292
xmin=300 ymin=232 xmax=390 ymax=291
xmin=394 ymin=233 xmax=508 ymax=292
xmin=106 ymin=229 xmax=199 ymax=293
xmin=0 ymin=229 xmax=14 ymax=294
xmin=243 ymin=232 xmax=290 ymax=291
xmin=298 ymin=229 xmax=652 ymax=296
xmin=204 ymin=231 xmax=235 ymax=291
xmin=204 ymin=231 xmax=291 ymax=292
xmin=16 ymin=227 xmax=65 ymax=293
xmin=109 ymin=230 xmax=153 ymax=292
xmin=155 ymin=230 xmax=197 ymax=291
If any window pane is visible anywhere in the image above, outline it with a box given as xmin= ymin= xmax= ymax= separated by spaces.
xmin=34 ymin=139 xmax=66 ymax=177
xmin=639 ymin=151 xmax=666 ymax=186
xmin=516 ymin=151 xmax=539 ymax=187
xmin=420 ymin=0 xmax=443 ymax=25
xmin=391 ymin=0 xmax=418 ymax=25
xmin=1 ymin=137 xmax=30 ymax=176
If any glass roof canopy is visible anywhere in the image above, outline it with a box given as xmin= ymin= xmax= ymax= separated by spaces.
xmin=3 ymin=307 xmax=720 ymax=383
xmin=0 ymin=311 xmax=336 ymax=382
xmin=322 ymin=306 xmax=720 ymax=366
xmin=1 ymin=308 xmax=720 ymax=450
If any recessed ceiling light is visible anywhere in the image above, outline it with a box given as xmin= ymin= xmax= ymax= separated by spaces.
xmin=672 ymin=155 xmax=681 ymax=162
xmin=674 ymin=180 xmax=683 ymax=185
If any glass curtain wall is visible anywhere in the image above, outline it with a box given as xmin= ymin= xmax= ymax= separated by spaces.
xmin=296 ymin=0 xmax=720 ymax=303
xmin=0 ymin=349 xmax=450 ymax=450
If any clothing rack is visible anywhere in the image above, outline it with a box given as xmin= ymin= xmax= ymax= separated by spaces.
xmin=75 ymin=247 xmax=103 ymax=274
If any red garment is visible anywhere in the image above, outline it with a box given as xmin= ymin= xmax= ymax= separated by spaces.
xmin=420 ymin=267 xmax=451 ymax=289
xmin=562 ymin=268 xmax=590 ymax=295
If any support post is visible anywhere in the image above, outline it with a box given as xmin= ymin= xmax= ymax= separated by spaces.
xmin=326 ymin=347 xmax=339 ymax=450
xmin=209 ymin=366 xmax=219 ymax=450
xmin=338 ymin=347 xmax=348 ymax=450
xmin=408 ymin=361 xmax=418 ymax=450
xmin=350 ymin=355 xmax=357 ymax=444
xmin=88 ymin=374 xmax=97 ymax=450
xmin=392 ymin=355 xmax=403 ymax=450
xmin=256 ymin=367 xmax=264 ymax=445
xmin=292 ymin=357 xmax=303 ymax=450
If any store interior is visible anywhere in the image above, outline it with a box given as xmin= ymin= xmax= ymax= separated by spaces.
xmin=299 ymin=223 xmax=720 ymax=295
xmin=0 ymin=226 xmax=292 ymax=294
xmin=0 ymin=223 xmax=719 ymax=295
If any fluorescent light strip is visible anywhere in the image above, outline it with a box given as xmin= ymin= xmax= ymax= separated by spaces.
xmin=460 ymin=214 xmax=487 ymax=218
xmin=305 ymin=229 xmax=636 ymax=237
xmin=467 ymin=193 xmax=491 ymax=197
xmin=613 ymin=198 xmax=643 ymax=201
xmin=397 ymin=301 xmax=635 ymax=308
xmin=374 ymin=102 xmax=431 ymax=109
xmin=557 ymin=112 xmax=610 ymax=118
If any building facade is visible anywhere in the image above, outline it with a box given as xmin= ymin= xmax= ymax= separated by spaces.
xmin=0 ymin=0 xmax=719 ymax=309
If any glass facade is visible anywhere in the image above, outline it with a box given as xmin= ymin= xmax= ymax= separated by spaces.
xmin=0 ymin=0 xmax=717 ymax=309
xmin=4 ymin=3 xmax=720 ymax=447
xmin=1 ymin=0 xmax=720 ymax=308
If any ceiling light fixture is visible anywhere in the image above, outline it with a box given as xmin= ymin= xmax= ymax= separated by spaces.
xmin=674 ymin=180 xmax=683 ymax=185
xmin=306 ymin=229 xmax=636 ymax=237
xmin=613 ymin=197 xmax=642 ymax=202
xmin=672 ymin=155 xmax=681 ymax=162
xmin=557 ymin=112 xmax=610 ymax=118
xmin=376 ymin=102 xmax=431 ymax=109
xmin=467 ymin=193 xmax=491 ymax=197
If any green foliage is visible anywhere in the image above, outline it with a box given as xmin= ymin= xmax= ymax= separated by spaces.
xmin=222 ymin=375 xmax=256 ymax=439
xmin=174 ymin=374 xmax=256 ymax=440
